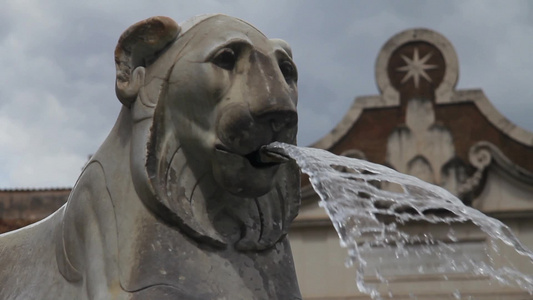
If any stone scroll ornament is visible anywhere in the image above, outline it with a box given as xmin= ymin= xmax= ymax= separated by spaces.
xmin=0 ymin=15 xmax=302 ymax=300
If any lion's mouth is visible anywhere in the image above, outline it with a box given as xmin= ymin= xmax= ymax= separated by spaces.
xmin=215 ymin=145 xmax=289 ymax=169
xmin=245 ymin=148 xmax=290 ymax=168
xmin=212 ymin=144 xmax=291 ymax=196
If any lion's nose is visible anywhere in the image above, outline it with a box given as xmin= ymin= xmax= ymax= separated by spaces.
xmin=258 ymin=110 xmax=298 ymax=133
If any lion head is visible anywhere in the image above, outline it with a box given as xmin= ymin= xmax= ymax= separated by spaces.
xmin=114 ymin=15 xmax=300 ymax=251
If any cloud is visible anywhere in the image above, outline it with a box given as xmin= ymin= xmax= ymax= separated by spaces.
xmin=1 ymin=0 xmax=532 ymax=188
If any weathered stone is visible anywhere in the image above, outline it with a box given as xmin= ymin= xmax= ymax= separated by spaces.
xmin=0 ymin=15 xmax=301 ymax=300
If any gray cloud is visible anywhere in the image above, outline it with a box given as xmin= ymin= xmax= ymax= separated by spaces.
xmin=1 ymin=0 xmax=532 ymax=188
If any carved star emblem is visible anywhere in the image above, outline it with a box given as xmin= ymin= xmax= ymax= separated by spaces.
xmin=396 ymin=48 xmax=438 ymax=89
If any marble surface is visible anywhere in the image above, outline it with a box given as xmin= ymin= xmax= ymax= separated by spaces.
xmin=0 ymin=15 xmax=302 ymax=300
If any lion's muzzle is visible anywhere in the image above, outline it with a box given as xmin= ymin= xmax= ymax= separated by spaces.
xmin=212 ymin=95 xmax=297 ymax=197
xmin=216 ymin=97 xmax=297 ymax=156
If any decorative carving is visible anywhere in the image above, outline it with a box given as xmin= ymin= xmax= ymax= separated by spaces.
xmin=459 ymin=141 xmax=533 ymax=200
xmin=386 ymin=98 xmax=468 ymax=196
xmin=387 ymin=41 xmax=446 ymax=97
xmin=396 ymin=47 xmax=439 ymax=89
xmin=0 ymin=15 xmax=302 ymax=299
xmin=382 ymin=34 xmax=472 ymax=200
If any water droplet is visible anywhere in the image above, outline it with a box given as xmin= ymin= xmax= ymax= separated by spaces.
xmin=452 ymin=289 xmax=461 ymax=299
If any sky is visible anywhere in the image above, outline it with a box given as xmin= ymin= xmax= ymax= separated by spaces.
xmin=1 ymin=0 xmax=533 ymax=188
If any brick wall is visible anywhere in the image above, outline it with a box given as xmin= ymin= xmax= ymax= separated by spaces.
xmin=0 ymin=189 xmax=70 ymax=233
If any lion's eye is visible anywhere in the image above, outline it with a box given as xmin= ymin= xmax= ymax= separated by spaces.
xmin=212 ymin=48 xmax=237 ymax=70
xmin=279 ymin=60 xmax=296 ymax=82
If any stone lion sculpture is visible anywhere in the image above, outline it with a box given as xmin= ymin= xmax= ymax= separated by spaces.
xmin=0 ymin=15 xmax=301 ymax=299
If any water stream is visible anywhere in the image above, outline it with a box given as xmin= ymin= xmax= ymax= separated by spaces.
xmin=266 ymin=142 xmax=533 ymax=299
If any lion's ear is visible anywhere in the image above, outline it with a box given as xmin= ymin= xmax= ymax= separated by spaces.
xmin=270 ymin=38 xmax=293 ymax=58
xmin=115 ymin=16 xmax=180 ymax=107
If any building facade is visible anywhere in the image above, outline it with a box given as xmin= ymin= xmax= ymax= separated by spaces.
xmin=0 ymin=188 xmax=69 ymax=233
xmin=289 ymin=28 xmax=533 ymax=299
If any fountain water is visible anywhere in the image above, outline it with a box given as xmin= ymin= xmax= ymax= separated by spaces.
xmin=266 ymin=142 xmax=533 ymax=299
